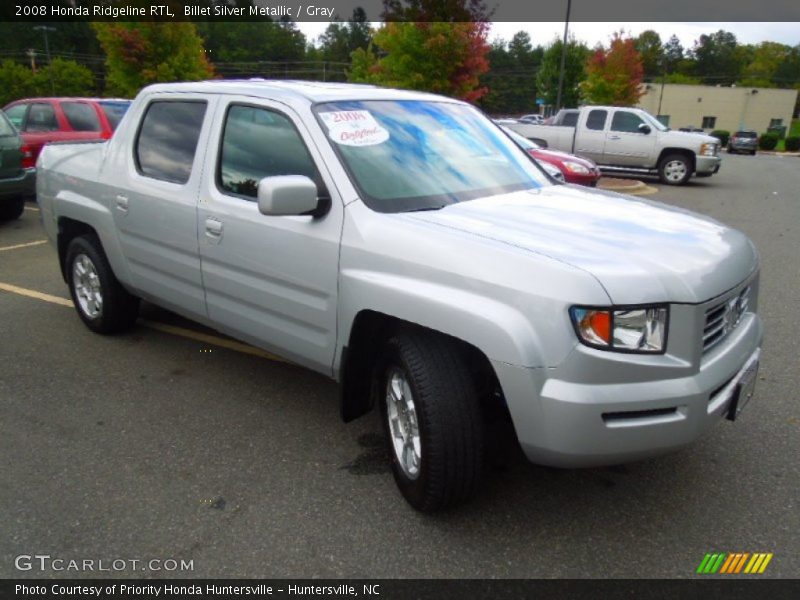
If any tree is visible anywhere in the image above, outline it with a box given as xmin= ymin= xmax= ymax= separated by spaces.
xmin=319 ymin=8 xmax=373 ymax=65
xmin=581 ymin=32 xmax=644 ymax=106
xmin=349 ymin=21 xmax=490 ymax=102
xmin=663 ymin=35 xmax=684 ymax=73
xmin=635 ymin=30 xmax=663 ymax=79
xmin=0 ymin=59 xmax=95 ymax=106
xmin=535 ymin=37 xmax=589 ymax=108
xmin=478 ymin=33 xmax=543 ymax=114
xmin=691 ymin=30 xmax=746 ymax=85
xmin=740 ymin=41 xmax=792 ymax=87
xmin=93 ymin=22 xmax=214 ymax=97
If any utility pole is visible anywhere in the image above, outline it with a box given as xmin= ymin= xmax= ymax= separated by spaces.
xmin=657 ymin=57 xmax=666 ymax=118
xmin=555 ymin=0 xmax=572 ymax=111
xmin=26 ymin=49 xmax=37 ymax=72
xmin=33 ymin=25 xmax=56 ymax=93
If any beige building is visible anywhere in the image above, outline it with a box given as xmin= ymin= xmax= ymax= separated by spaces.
xmin=637 ymin=84 xmax=798 ymax=134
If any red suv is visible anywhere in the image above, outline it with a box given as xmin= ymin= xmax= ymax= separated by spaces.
xmin=2 ymin=98 xmax=131 ymax=163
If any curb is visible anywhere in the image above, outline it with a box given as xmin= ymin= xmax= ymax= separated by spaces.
xmin=597 ymin=177 xmax=659 ymax=196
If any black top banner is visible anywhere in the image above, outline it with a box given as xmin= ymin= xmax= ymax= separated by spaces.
xmin=2 ymin=0 xmax=800 ymax=23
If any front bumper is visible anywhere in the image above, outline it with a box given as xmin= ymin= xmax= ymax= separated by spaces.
xmin=696 ymin=155 xmax=721 ymax=175
xmin=0 ymin=168 xmax=36 ymax=199
xmin=494 ymin=308 xmax=763 ymax=468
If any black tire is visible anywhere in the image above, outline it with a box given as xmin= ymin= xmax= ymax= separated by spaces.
xmin=751 ymin=150 xmax=757 ymax=156
xmin=65 ymin=234 xmax=139 ymax=334
xmin=377 ymin=331 xmax=485 ymax=512
xmin=0 ymin=197 xmax=25 ymax=221
xmin=658 ymin=153 xmax=692 ymax=185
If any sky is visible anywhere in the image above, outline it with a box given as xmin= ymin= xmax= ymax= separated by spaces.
xmin=297 ymin=22 xmax=800 ymax=49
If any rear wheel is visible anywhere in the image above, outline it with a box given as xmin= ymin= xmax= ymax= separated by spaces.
xmin=658 ymin=154 xmax=692 ymax=185
xmin=65 ymin=235 xmax=139 ymax=334
xmin=0 ymin=197 xmax=25 ymax=221
xmin=378 ymin=331 xmax=485 ymax=512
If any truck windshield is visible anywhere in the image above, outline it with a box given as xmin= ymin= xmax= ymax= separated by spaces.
xmin=314 ymin=100 xmax=549 ymax=212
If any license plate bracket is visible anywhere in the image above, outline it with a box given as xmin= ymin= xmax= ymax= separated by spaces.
xmin=726 ymin=361 xmax=759 ymax=421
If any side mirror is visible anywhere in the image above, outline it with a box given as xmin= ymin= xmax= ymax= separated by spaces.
xmin=257 ymin=175 xmax=321 ymax=217
xmin=638 ymin=123 xmax=652 ymax=135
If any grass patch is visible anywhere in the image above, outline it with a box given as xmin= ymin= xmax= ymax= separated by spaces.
xmin=772 ymin=119 xmax=799 ymax=152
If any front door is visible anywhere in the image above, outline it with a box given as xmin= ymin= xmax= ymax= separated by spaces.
xmin=602 ymin=109 xmax=657 ymax=167
xmin=198 ymin=99 xmax=344 ymax=374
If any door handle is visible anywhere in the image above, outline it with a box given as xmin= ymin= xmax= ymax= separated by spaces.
xmin=115 ymin=194 xmax=129 ymax=212
xmin=205 ymin=218 xmax=223 ymax=237
xmin=608 ymin=135 xmax=621 ymax=140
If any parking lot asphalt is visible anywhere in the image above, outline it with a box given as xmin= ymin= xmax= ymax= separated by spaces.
xmin=1 ymin=153 xmax=798 ymax=579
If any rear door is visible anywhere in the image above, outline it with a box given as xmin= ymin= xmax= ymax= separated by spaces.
xmin=60 ymin=101 xmax=109 ymax=141
xmin=105 ymin=93 xmax=216 ymax=319
xmin=197 ymin=97 xmax=344 ymax=374
xmin=602 ymin=109 xmax=657 ymax=167
xmin=573 ymin=108 xmax=608 ymax=163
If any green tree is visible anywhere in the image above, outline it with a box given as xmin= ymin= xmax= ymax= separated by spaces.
xmin=663 ymin=35 xmax=685 ymax=73
xmin=349 ymin=22 xmax=490 ymax=101
xmin=320 ymin=7 xmax=372 ymax=65
xmin=691 ymin=30 xmax=746 ymax=85
xmin=0 ymin=60 xmax=35 ymax=106
xmin=32 ymin=58 xmax=96 ymax=97
xmin=536 ymin=37 xmax=589 ymax=108
xmin=478 ymin=33 xmax=543 ymax=114
xmin=581 ymin=32 xmax=644 ymax=106
xmin=635 ymin=30 xmax=663 ymax=79
xmin=740 ymin=41 xmax=791 ymax=87
xmin=93 ymin=22 xmax=214 ymax=97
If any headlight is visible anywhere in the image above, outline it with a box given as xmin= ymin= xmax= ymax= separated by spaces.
xmin=569 ymin=305 xmax=668 ymax=353
xmin=700 ymin=143 xmax=718 ymax=156
xmin=563 ymin=161 xmax=590 ymax=174
xmin=538 ymin=160 xmax=565 ymax=182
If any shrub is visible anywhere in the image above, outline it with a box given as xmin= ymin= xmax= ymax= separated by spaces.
xmin=759 ymin=132 xmax=779 ymax=150
xmin=710 ymin=130 xmax=730 ymax=146
xmin=785 ymin=136 xmax=800 ymax=152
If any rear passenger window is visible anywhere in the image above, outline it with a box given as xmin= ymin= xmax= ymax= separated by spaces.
xmin=25 ymin=103 xmax=58 ymax=132
xmin=135 ymin=101 xmax=207 ymax=184
xmin=218 ymin=104 xmax=318 ymax=199
xmin=5 ymin=104 xmax=27 ymax=129
xmin=62 ymin=102 xmax=100 ymax=131
xmin=586 ymin=109 xmax=607 ymax=131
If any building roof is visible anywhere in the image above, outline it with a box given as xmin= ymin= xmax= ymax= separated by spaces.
xmin=140 ymin=79 xmax=454 ymax=105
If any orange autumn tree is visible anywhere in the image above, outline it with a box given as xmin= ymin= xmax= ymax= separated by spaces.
xmin=581 ymin=32 xmax=644 ymax=106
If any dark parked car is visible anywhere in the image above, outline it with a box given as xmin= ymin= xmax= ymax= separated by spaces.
xmin=0 ymin=110 xmax=35 ymax=221
xmin=728 ymin=130 xmax=758 ymax=155
xmin=2 ymin=97 xmax=131 ymax=164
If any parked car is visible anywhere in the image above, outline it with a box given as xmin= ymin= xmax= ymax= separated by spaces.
xmin=500 ymin=124 xmax=601 ymax=186
xmin=0 ymin=110 xmax=35 ymax=221
xmin=37 ymin=81 xmax=762 ymax=512
xmin=518 ymin=114 xmax=544 ymax=124
xmin=509 ymin=107 xmax=722 ymax=185
xmin=2 ymin=98 xmax=131 ymax=163
xmin=728 ymin=130 xmax=758 ymax=155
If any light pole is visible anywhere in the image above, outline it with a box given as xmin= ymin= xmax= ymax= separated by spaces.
xmin=555 ymin=0 xmax=572 ymax=111
xmin=33 ymin=25 xmax=56 ymax=93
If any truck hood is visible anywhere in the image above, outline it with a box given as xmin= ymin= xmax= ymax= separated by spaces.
xmin=660 ymin=130 xmax=720 ymax=147
xmin=404 ymin=186 xmax=758 ymax=304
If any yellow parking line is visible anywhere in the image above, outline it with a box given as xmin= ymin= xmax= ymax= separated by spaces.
xmin=0 ymin=240 xmax=48 ymax=252
xmin=0 ymin=281 xmax=288 ymax=363
xmin=0 ymin=281 xmax=73 ymax=306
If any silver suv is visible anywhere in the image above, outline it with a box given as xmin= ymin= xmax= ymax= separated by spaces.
xmin=37 ymin=81 xmax=763 ymax=511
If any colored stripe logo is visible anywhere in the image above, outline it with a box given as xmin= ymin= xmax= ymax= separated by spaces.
xmin=696 ymin=552 xmax=773 ymax=574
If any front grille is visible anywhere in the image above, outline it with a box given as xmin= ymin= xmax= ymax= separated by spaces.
xmin=703 ymin=286 xmax=750 ymax=353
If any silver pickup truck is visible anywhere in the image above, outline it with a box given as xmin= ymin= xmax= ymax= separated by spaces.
xmin=508 ymin=106 xmax=722 ymax=185
xmin=37 ymin=81 xmax=762 ymax=511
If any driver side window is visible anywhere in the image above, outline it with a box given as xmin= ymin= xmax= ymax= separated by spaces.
xmin=218 ymin=104 xmax=319 ymax=200
xmin=610 ymin=111 xmax=646 ymax=134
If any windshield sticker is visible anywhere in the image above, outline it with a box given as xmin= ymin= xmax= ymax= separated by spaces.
xmin=319 ymin=110 xmax=390 ymax=147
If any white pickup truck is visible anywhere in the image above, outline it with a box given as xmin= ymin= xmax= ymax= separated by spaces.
xmin=36 ymin=81 xmax=761 ymax=511
xmin=508 ymin=106 xmax=722 ymax=185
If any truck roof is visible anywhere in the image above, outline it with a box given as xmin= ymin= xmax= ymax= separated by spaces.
xmin=139 ymin=79 xmax=454 ymax=106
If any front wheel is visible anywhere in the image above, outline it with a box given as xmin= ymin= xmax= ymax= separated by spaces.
xmin=378 ymin=332 xmax=485 ymax=512
xmin=65 ymin=235 xmax=139 ymax=334
xmin=658 ymin=154 xmax=692 ymax=185
xmin=0 ymin=197 xmax=25 ymax=221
